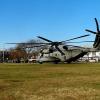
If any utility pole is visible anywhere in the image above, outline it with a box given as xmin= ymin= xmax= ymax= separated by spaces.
xmin=3 ymin=50 xmax=4 ymax=63
xmin=2 ymin=44 xmax=5 ymax=63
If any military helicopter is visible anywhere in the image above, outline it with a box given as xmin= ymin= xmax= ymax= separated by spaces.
xmin=35 ymin=18 xmax=100 ymax=63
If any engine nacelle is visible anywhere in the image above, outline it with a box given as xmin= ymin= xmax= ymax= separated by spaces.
xmin=63 ymin=46 xmax=68 ymax=50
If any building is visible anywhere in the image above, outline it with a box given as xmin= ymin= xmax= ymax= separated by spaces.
xmin=80 ymin=51 xmax=100 ymax=62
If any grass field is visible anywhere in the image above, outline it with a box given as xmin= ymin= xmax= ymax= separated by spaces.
xmin=0 ymin=63 xmax=100 ymax=100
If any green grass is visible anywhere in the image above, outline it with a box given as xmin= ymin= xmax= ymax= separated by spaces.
xmin=0 ymin=63 xmax=100 ymax=100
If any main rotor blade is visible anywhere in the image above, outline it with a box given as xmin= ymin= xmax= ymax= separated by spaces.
xmin=6 ymin=42 xmax=49 ymax=45
xmin=66 ymin=41 xmax=94 ymax=43
xmin=95 ymin=18 xmax=99 ymax=32
xmin=85 ymin=29 xmax=97 ymax=34
xmin=55 ymin=45 xmax=65 ymax=55
xmin=79 ymin=41 xmax=94 ymax=42
xmin=64 ymin=34 xmax=90 ymax=42
xmin=37 ymin=36 xmax=53 ymax=42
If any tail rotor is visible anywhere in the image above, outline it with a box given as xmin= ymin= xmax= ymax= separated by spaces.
xmin=85 ymin=18 xmax=100 ymax=48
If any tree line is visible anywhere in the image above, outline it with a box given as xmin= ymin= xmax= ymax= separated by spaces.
xmin=0 ymin=39 xmax=47 ymax=63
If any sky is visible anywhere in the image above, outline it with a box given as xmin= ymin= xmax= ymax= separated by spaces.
xmin=0 ymin=0 xmax=100 ymax=49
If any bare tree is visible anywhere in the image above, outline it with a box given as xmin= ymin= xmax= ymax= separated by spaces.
xmin=7 ymin=38 xmax=48 ymax=62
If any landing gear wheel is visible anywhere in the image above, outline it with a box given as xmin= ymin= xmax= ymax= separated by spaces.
xmin=53 ymin=61 xmax=59 ymax=64
xmin=39 ymin=62 xmax=43 ymax=64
